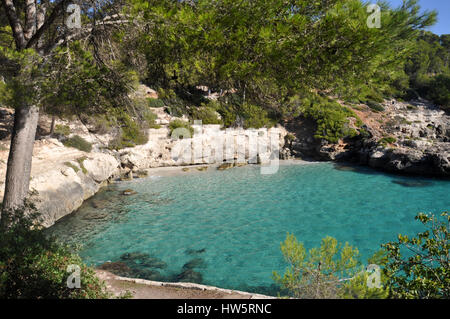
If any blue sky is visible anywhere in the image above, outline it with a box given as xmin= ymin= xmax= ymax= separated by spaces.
xmin=387 ymin=0 xmax=449 ymax=35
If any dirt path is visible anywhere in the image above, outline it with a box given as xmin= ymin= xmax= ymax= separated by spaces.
xmin=95 ymin=270 xmax=274 ymax=299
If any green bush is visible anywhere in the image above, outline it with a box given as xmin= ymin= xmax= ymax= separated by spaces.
xmin=0 ymin=205 xmax=110 ymax=299
xmin=168 ymin=119 xmax=194 ymax=137
xmin=108 ymin=112 xmax=149 ymax=150
xmin=366 ymin=100 xmax=385 ymax=112
xmin=426 ymin=75 xmax=450 ymax=112
xmin=378 ymin=136 xmax=397 ymax=147
xmin=54 ymin=124 xmax=71 ymax=137
xmin=76 ymin=156 xmax=88 ymax=174
xmin=191 ymin=103 xmax=222 ymax=125
xmin=142 ymin=109 xmax=161 ymax=129
xmin=147 ymin=98 xmax=165 ymax=108
xmin=62 ymin=135 xmax=92 ymax=152
xmin=302 ymin=97 xmax=359 ymax=143
xmin=54 ymin=124 xmax=70 ymax=136
xmin=273 ymin=234 xmax=388 ymax=299
xmin=382 ymin=212 xmax=450 ymax=299
xmin=63 ymin=162 xmax=80 ymax=173
xmin=240 ymin=103 xmax=276 ymax=129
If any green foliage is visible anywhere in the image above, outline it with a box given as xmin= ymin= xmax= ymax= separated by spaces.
xmin=340 ymin=250 xmax=390 ymax=299
xmin=143 ymin=110 xmax=161 ymax=129
xmin=129 ymin=0 xmax=436 ymax=124
xmin=301 ymin=96 xmax=359 ymax=143
xmin=239 ymin=103 xmax=276 ymax=129
xmin=404 ymin=31 xmax=450 ymax=110
xmin=76 ymin=157 xmax=88 ymax=175
xmin=63 ymin=162 xmax=80 ymax=174
xmin=273 ymin=234 xmax=361 ymax=299
xmin=191 ymin=103 xmax=222 ymax=125
xmin=0 ymin=205 xmax=110 ymax=299
xmin=382 ymin=212 xmax=450 ymax=299
xmin=366 ymin=101 xmax=385 ymax=112
xmin=425 ymin=75 xmax=450 ymax=111
xmin=147 ymin=98 xmax=165 ymax=108
xmin=62 ymin=135 xmax=92 ymax=153
xmin=168 ymin=119 xmax=194 ymax=137
xmin=54 ymin=125 xmax=71 ymax=137
xmin=378 ymin=136 xmax=397 ymax=147
xmin=107 ymin=109 xmax=149 ymax=150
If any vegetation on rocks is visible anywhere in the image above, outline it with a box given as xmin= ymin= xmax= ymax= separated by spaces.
xmin=169 ymin=119 xmax=194 ymax=138
xmin=0 ymin=205 xmax=110 ymax=299
xmin=62 ymin=135 xmax=92 ymax=153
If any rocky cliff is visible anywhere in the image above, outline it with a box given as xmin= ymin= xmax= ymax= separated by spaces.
xmin=286 ymin=99 xmax=450 ymax=177
xmin=0 ymin=107 xmax=288 ymax=227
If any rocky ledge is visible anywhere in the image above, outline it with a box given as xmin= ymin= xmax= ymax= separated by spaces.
xmin=286 ymin=99 xmax=449 ymax=177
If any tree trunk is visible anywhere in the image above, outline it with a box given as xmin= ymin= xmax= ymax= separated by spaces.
xmin=49 ymin=115 xmax=56 ymax=135
xmin=1 ymin=105 xmax=39 ymax=227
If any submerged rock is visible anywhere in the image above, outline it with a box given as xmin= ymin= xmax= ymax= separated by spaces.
xmin=182 ymin=258 xmax=207 ymax=270
xmin=197 ymin=166 xmax=208 ymax=171
xmin=217 ymin=163 xmax=234 ymax=171
xmin=141 ymin=258 xmax=168 ymax=269
xmin=120 ymin=252 xmax=167 ymax=269
xmin=185 ymin=248 xmax=206 ymax=255
xmin=120 ymin=252 xmax=150 ymax=261
xmin=135 ymin=170 xmax=149 ymax=178
xmin=122 ymin=189 xmax=137 ymax=196
xmin=333 ymin=164 xmax=359 ymax=172
xmin=176 ymin=269 xmax=203 ymax=284
xmin=392 ymin=180 xmax=433 ymax=188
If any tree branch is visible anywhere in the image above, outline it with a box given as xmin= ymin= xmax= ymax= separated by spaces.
xmin=24 ymin=0 xmax=37 ymax=41
xmin=1 ymin=0 xmax=26 ymax=49
xmin=26 ymin=0 xmax=69 ymax=49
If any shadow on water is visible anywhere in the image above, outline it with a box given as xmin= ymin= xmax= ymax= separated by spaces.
xmin=391 ymin=180 xmax=434 ymax=188
xmin=333 ymin=163 xmax=380 ymax=176
xmin=333 ymin=163 xmax=445 ymax=188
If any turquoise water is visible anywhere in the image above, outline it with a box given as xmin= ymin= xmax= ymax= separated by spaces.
xmin=48 ymin=162 xmax=450 ymax=295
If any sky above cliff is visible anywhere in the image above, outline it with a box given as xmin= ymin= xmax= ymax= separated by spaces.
xmin=387 ymin=0 xmax=449 ymax=35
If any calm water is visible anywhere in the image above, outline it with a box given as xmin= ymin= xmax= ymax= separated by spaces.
xmin=48 ymin=162 xmax=450 ymax=295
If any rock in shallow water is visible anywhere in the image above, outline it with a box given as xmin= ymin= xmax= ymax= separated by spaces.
xmin=122 ymin=189 xmax=137 ymax=196
xmin=176 ymin=269 xmax=203 ymax=284
xmin=182 ymin=258 xmax=207 ymax=270
xmin=217 ymin=163 xmax=234 ymax=171
xmin=185 ymin=248 xmax=206 ymax=255
xmin=120 ymin=252 xmax=168 ymax=269
xmin=392 ymin=180 xmax=433 ymax=188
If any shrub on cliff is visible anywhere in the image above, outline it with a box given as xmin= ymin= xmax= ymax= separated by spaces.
xmin=425 ymin=75 xmax=450 ymax=112
xmin=0 ymin=204 xmax=110 ymax=299
xmin=107 ymin=111 xmax=149 ymax=150
xmin=302 ymin=97 xmax=359 ymax=143
xmin=191 ymin=103 xmax=222 ymax=125
xmin=62 ymin=135 xmax=93 ymax=153
xmin=169 ymin=119 xmax=194 ymax=137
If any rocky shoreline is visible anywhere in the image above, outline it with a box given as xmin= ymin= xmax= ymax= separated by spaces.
xmin=0 ymin=98 xmax=448 ymax=228
xmin=286 ymin=99 xmax=450 ymax=177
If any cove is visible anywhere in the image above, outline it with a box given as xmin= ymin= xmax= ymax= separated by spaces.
xmin=47 ymin=162 xmax=450 ymax=296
